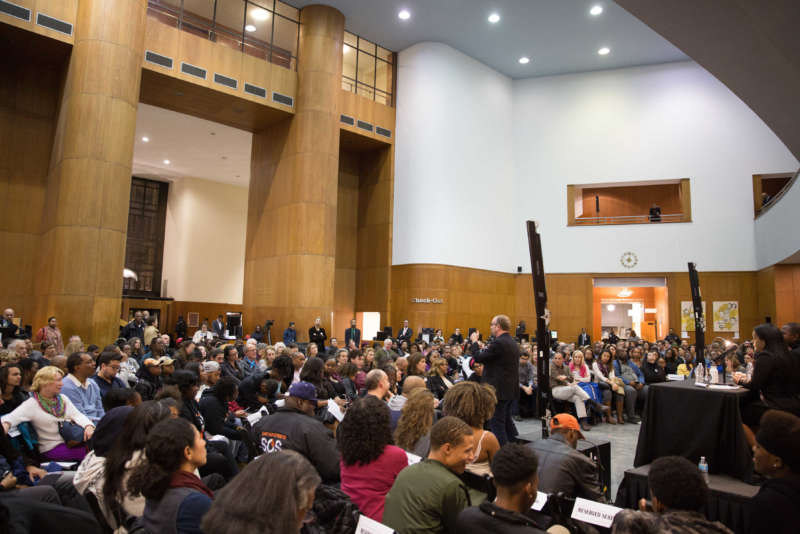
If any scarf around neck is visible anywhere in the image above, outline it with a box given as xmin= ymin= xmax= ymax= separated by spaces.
xmin=169 ymin=470 xmax=213 ymax=499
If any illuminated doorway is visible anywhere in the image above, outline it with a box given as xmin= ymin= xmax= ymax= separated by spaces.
xmin=592 ymin=278 xmax=668 ymax=343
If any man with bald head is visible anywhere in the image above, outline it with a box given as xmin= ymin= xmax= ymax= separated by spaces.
xmin=0 ymin=308 xmax=19 ymax=341
xmin=365 ymin=369 xmax=390 ymax=401
xmin=388 ymin=375 xmax=428 ymax=432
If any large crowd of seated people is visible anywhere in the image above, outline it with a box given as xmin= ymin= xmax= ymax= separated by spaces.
xmin=0 ymin=306 xmax=798 ymax=533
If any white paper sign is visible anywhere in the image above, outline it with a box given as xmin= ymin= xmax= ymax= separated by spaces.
xmin=355 ymin=513 xmax=394 ymax=534
xmin=275 ymin=399 xmax=286 ymax=408
xmin=531 ymin=491 xmax=549 ymax=511
xmin=570 ymin=497 xmax=622 ymax=528
xmin=406 ymin=452 xmax=422 ymax=465
xmin=326 ymin=400 xmax=345 ymax=422
xmin=246 ymin=410 xmax=266 ymax=426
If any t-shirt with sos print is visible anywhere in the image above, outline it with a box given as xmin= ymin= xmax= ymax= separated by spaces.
xmin=252 ymin=406 xmax=341 ymax=483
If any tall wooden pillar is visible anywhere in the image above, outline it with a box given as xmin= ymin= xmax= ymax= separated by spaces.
xmin=34 ymin=0 xmax=147 ymax=344
xmin=244 ymin=5 xmax=344 ymax=341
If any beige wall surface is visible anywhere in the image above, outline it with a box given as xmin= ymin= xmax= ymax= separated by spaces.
xmin=162 ymin=176 xmax=248 ymax=304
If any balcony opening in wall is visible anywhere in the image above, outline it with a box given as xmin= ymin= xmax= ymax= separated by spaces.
xmin=753 ymin=171 xmax=795 ymax=218
xmin=567 ymin=178 xmax=691 ymax=226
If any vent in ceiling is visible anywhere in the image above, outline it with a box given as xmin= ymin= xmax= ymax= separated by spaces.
xmin=0 ymin=0 xmax=30 ymax=21
xmin=244 ymin=83 xmax=266 ymax=99
xmin=213 ymin=73 xmax=238 ymax=90
xmin=340 ymin=114 xmax=355 ymax=126
xmin=145 ymin=50 xmax=173 ymax=69
xmin=357 ymin=120 xmax=373 ymax=133
xmin=180 ymin=62 xmax=207 ymax=80
xmin=36 ymin=12 xmax=72 ymax=35
xmin=375 ymin=126 xmax=391 ymax=138
xmin=272 ymin=91 xmax=293 ymax=107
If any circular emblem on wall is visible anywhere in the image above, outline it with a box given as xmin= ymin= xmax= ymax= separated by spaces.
xmin=620 ymin=251 xmax=638 ymax=269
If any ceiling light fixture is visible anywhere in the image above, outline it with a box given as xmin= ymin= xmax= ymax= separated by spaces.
xmin=245 ymin=24 xmax=256 ymax=32
xmin=617 ymin=288 xmax=633 ymax=298
xmin=598 ymin=47 xmax=610 ymax=55
xmin=518 ymin=56 xmax=530 ymax=64
xmin=488 ymin=13 xmax=500 ymax=23
xmin=251 ymin=8 xmax=269 ymax=21
xmin=141 ymin=136 xmax=149 ymax=142
xmin=163 ymin=159 xmax=170 ymax=165
xmin=398 ymin=9 xmax=410 ymax=20
xmin=590 ymin=5 xmax=603 ymax=16
xmin=606 ymin=304 xmax=616 ymax=311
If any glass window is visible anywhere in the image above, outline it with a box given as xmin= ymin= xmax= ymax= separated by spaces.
xmin=344 ymin=31 xmax=357 ymax=48
xmin=357 ymin=50 xmax=375 ymax=89
xmin=124 ymin=178 xmax=168 ymax=298
xmin=275 ymin=0 xmax=298 ymax=20
xmin=214 ymin=0 xmax=245 ymax=39
xmin=357 ymin=82 xmax=374 ymax=100
xmin=377 ymin=46 xmax=393 ymax=63
xmin=273 ymin=14 xmax=298 ymax=59
xmin=358 ymin=37 xmax=376 ymax=56
xmin=146 ymin=0 xmax=182 ymax=28
xmin=342 ymin=43 xmax=357 ymax=80
xmin=375 ymin=58 xmax=392 ymax=96
xmin=243 ymin=0 xmax=272 ymax=57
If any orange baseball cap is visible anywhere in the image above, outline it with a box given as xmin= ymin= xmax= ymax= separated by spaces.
xmin=550 ymin=413 xmax=584 ymax=438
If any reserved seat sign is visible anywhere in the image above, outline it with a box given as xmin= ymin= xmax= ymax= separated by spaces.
xmin=356 ymin=514 xmax=394 ymax=534
xmin=570 ymin=497 xmax=622 ymax=528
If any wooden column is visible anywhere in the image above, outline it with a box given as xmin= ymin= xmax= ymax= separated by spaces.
xmin=34 ymin=0 xmax=147 ymax=344
xmin=244 ymin=5 xmax=344 ymax=341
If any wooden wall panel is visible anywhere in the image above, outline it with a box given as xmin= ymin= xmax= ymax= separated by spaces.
xmin=581 ymin=184 xmax=682 ymax=218
xmin=774 ymin=265 xmax=800 ymax=327
xmin=392 ymin=266 xmax=762 ymax=345
xmin=1 ymin=0 xmax=78 ymax=44
xmin=334 ymin=151 xmax=359 ymax=338
xmin=756 ymin=267 xmax=777 ymax=325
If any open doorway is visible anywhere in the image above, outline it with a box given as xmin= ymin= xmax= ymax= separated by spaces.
xmin=592 ymin=278 xmax=668 ymax=343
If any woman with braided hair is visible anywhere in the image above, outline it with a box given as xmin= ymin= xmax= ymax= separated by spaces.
xmin=442 ymin=380 xmax=500 ymax=476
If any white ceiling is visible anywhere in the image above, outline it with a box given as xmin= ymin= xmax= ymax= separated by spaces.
xmin=132 ymin=103 xmax=252 ymax=187
xmin=290 ymin=0 xmax=688 ymax=78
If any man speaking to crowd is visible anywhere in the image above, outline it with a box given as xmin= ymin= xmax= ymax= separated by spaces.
xmin=469 ymin=314 xmax=519 ymax=445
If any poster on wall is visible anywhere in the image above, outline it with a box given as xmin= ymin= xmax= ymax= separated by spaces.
xmin=712 ymin=301 xmax=739 ymax=332
xmin=187 ymin=312 xmax=200 ymax=328
xmin=680 ymin=301 xmax=705 ymax=332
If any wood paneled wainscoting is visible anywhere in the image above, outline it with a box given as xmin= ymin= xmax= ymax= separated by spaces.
xmin=391 ymin=265 xmax=770 ymax=345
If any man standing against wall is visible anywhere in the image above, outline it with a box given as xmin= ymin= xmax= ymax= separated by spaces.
xmin=344 ymin=318 xmax=360 ymax=348
xmin=469 ymin=314 xmax=519 ymax=445
xmin=309 ymin=317 xmax=327 ymax=353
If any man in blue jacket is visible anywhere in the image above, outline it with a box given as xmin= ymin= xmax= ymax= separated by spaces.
xmin=613 ymin=351 xmax=645 ymax=423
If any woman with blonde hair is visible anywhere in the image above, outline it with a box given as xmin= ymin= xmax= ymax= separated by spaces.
xmin=394 ymin=389 xmax=435 ymax=458
xmin=1 ymin=366 xmax=94 ymax=460
xmin=426 ymin=357 xmax=454 ymax=400
xmin=592 ymin=350 xmax=625 ymax=424
xmin=442 ymin=381 xmax=499 ymax=476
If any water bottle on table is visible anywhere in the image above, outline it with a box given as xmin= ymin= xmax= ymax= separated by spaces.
xmin=698 ymin=456 xmax=709 ymax=483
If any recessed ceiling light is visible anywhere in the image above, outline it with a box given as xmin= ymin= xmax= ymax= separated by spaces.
xmin=488 ymin=13 xmax=500 ymax=23
xmin=606 ymin=304 xmax=616 ymax=311
xmin=343 ymin=44 xmax=350 ymax=53
xmin=245 ymin=24 xmax=256 ymax=32
xmin=590 ymin=5 xmax=603 ymax=16
xmin=598 ymin=47 xmax=610 ymax=55
xmin=141 ymin=136 xmax=149 ymax=143
xmin=518 ymin=56 xmax=530 ymax=64
xmin=163 ymin=159 xmax=170 ymax=165
xmin=251 ymin=8 xmax=269 ymax=21
xmin=398 ymin=9 xmax=410 ymax=20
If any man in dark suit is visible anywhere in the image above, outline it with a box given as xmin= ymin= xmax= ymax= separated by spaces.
xmin=309 ymin=317 xmax=327 ymax=353
xmin=344 ymin=318 xmax=361 ymax=348
xmin=212 ymin=315 xmax=225 ymax=338
xmin=469 ymin=314 xmax=520 ymax=445
xmin=397 ymin=320 xmax=413 ymax=344
xmin=0 ymin=308 xmax=20 ymax=341
xmin=577 ymin=328 xmax=590 ymax=347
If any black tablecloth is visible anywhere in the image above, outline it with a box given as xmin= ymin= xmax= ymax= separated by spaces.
xmin=615 ymin=464 xmax=759 ymax=534
xmin=634 ymin=380 xmax=754 ymax=481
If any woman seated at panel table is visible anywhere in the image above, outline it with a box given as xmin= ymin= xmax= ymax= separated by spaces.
xmin=733 ymin=323 xmax=800 ymax=447
xmin=1 ymin=366 xmax=94 ymax=462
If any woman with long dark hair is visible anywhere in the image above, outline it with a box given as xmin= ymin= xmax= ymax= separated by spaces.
xmin=0 ymin=364 xmax=28 ymax=416
xmin=99 ymin=401 xmax=173 ymax=528
xmin=201 ymin=451 xmax=319 ymax=534
xmin=269 ymin=354 xmax=294 ymax=394
xmin=338 ymin=395 xmax=407 ymax=521
xmin=734 ymin=324 xmax=800 ymax=447
xmin=127 ymin=417 xmax=213 ymax=533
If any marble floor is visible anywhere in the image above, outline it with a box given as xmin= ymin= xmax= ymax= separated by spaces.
xmin=515 ymin=416 xmax=642 ymax=501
